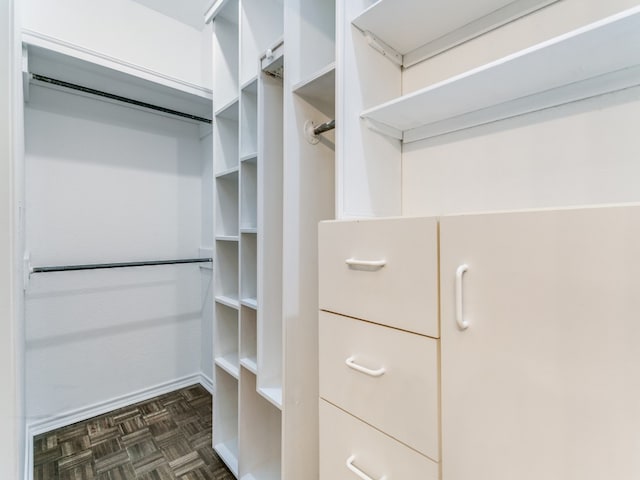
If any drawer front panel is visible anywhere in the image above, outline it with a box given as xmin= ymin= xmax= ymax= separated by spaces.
xmin=319 ymin=311 xmax=439 ymax=459
xmin=320 ymin=400 xmax=439 ymax=480
xmin=318 ymin=217 xmax=439 ymax=337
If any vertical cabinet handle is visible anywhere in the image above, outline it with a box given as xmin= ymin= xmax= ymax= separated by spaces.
xmin=345 ymin=357 xmax=386 ymax=377
xmin=346 ymin=455 xmax=386 ymax=480
xmin=456 ymin=264 xmax=469 ymax=330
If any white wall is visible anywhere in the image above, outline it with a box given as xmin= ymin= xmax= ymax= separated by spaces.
xmin=24 ymin=84 xmax=207 ymax=421
xmin=22 ymin=0 xmax=212 ymax=92
xmin=0 ymin=0 xmax=23 ymax=477
xmin=401 ymin=0 xmax=640 ymax=217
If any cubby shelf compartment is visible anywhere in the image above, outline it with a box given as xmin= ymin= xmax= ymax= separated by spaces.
xmin=240 ymin=0 xmax=284 ymax=86
xmin=240 ymin=306 xmax=258 ymax=375
xmin=240 ymin=234 xmax=257 ymax=303
xmin=215 ymin=171 xmax=239 ymax=237
xmin=239 ymin=368 xmax=282 ymax=480
xmin=214 ymin=366 xmax=240 ymax=477
xmin=240 ymin=160 xmax=258 ymax=232
xmin=352 ymin=0 xmax=558 ymax=68
xmin=215 ymin=240 xmax=239 ymax=306
xmin=215 ymin=302 xmax=240 ymax=379
xmin=361 ymin=6 xmax=640 ymax=144
xmin=214 ymin=100 xmax=240 ymax=173
xmin=241 ymin=80 xmax=258 ymax=158
xmin=292 ymin=62 xmax=335 ymax=117
xmin=212 ymin=0 xmax=240 ymax=110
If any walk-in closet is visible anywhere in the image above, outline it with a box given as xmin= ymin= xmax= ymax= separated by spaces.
xmin=4 ymin=0 xmax=640 ymax=480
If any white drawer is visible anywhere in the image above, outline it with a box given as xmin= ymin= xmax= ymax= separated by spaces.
xmin=319 ymin=311 xmax=439 ymax=459
xmin=320 ymin=400 xmax=439 ymax=480
xmin=318 ymin=216 xmax=439 ymax=337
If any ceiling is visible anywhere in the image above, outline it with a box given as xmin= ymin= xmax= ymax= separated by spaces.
xmin=132 ymin=0 xmax=210 ymax=30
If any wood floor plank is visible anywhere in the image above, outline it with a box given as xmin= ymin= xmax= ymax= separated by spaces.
xmin=33 ymin=385 xmax=233 ymax=480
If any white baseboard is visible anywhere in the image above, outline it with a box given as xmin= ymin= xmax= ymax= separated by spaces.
xmin=25 ymin=372 xmax=214 ymax=480
xmin=200 ymin=372 xmax=214 ymax=395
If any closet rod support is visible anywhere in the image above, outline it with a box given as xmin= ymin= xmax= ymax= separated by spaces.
xmin=304 ymin=119 xmax=335 ymax=144
xmin=30 ymin=74 xmax=212 ymax=124
xmin=30 ymin=257 xmax=213 ymax=274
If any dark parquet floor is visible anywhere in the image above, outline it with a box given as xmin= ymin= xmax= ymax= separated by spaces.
xmin=33 ymin=385 xmax=236 ymax=480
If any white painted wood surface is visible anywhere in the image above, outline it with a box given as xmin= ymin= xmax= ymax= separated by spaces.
xmin=319 ymin=217 xmax=439 ymax=337
xmin=440 ymin=205 xmax=640 ymax=480
xmin=336 ymin=0 xmax=401 ymax=219
xmin=320 ymin=400 xmax=439 ymax=480
xmin=319 ymin=311 xmax=440 ymax=460
xmin=361 ymin=6 xmax=640 ymax=143
xmin=22 ymin=0 xmax=212 ymax=92
xmin=352 ymin=0 xmax=557 ymax=67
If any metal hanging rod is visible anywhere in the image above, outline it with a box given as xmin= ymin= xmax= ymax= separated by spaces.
xmin=304 ymin=119 xmax=336 ymax=144
xmin=313 ymin=119 xmax=335 ymax=135
xmin=31 ymin=74 xmax=212 ymax=124
xmin=30 ymin=257 xmax=213 ymax=274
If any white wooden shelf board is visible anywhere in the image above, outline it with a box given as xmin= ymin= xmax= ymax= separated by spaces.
xmin=292 ymin=62 xmax=335 ymax=115
xmin=361 ymin=6 xmax=640 ymax=144
xmin=215 ymin=441 xmax=240 ymax=477
xmin=215 ymin=295 xmax=240 ymax=310
xmin=216 ymin=235 xmax=240 ymax=242
xmin=215 ymin=96 xmax=240 ymax=118
xmin=215 ymin=166 xmax=240 ymax=179
xmin=257 ymin=387 xmax=282 ymax=410
xmin=352 ymin=0 xmax=558 ymax=67
xmin=240 ymin=357 xmax=258 ymax=374
xmin=215 ymin=355 xmax=241 ymax=379
xmin=240 ymin=227 xmax=257 ymax=234
xmin=23 ymin=41 xmax=213 ymax=119
xmin=241 ymin=76 xmax=258 ymax=93
xmin=241 ymin=152 xmax=258 ymax=163
xmin=241 ymin=298 xmax=258 ymax=310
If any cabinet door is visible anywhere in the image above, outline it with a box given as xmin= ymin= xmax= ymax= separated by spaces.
xmin=440 ymin=206 xmax=640 ymax=480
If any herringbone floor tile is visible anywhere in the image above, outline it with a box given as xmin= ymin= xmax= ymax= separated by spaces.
xmin=33 ymin=385 xmax=235 ymax=480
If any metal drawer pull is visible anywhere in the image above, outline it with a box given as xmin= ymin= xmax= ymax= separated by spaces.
xmin=345 ymin=258 xmax=386 ymax=269
xmin=345 ymin=357 xmax=385 ymax=377
xmin=346 ymin=455 xmax=386 ymax=480
xmin=456 ymin=264 xmax=469 ymax=330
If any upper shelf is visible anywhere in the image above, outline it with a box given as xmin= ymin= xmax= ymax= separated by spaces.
xmin=361 ymin=6 xmax=640 ymax=144
xmin=23 ymin=41 xmax=212 ymax=122
xmin=352 ymin=0 xmax=558 ymax=68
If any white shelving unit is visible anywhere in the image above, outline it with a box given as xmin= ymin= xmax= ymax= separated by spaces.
xmin=210 ymin=0 xmax=335 ymax=476
xmin=210 ymin=0 xmax=285 ymax=478
xmin=361 ymin=6 xmax=640 ymax=143
xmin=351 ymin=0 xmax=558 ymax=67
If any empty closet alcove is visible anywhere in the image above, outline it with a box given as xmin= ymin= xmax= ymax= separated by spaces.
xmin=22 ymin=42 xmax=214 ymax=430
